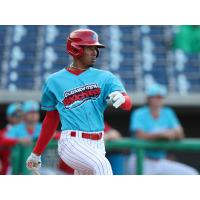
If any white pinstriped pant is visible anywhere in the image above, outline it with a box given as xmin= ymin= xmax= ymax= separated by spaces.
xmin=58 ymin=130 xmax=113 ymax=175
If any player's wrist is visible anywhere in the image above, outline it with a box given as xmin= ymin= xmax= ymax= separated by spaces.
xmin=31 ymin=152 xmax=41 ymax=158
xmin=108 ymin=91 xmax=125 ymax=108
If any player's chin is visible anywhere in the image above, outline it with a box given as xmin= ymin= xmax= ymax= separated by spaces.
xmin=87 ymin=64 xmax=94 ymax=67
xmin=89 ymin=59 xmax=96 ymax=67
xmin=87 ymin=62 xmax=95 ymax=67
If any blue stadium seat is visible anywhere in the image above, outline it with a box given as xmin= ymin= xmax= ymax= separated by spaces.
xmin=0 ymin=25 xmax=200 ymax=92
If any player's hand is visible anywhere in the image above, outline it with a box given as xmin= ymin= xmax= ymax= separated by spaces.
xmin=18 ymin=138 xmax=32 ymax=145
xmin=109 ymin=91 xmax=125 ymax=108
xmin=26 ymin=153 xmax=41 ymax=171
xmin=161 ymin=131 xmax=176 ymax=140
xmin=104 ymin=130 xmax=122 ymax=141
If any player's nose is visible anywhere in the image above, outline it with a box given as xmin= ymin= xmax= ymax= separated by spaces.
xmin=94 ymin=50 xmax=97 ymax=57
xmin=91 ymin=47 xmax=98 ymax=57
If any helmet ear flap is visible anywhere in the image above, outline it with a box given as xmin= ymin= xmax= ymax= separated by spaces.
xmin=67 ymin=39 xmax=84 ymax=58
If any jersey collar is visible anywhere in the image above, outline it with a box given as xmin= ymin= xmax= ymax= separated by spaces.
xmin=66 ymin=67 xmax=86 ymax=76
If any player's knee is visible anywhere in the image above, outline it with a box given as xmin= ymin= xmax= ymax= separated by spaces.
xmin=93 ymin=158 xmax=113 ymax=175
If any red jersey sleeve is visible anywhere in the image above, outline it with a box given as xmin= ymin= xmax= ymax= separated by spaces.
xmin=0 ymin=128 xmax=18 ymax=147
xmin=33 ymin=110 xmax=60 ymax=155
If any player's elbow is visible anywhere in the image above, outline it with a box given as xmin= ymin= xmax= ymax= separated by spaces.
xmin=135 ymin=131 xmax=146 ymax=139
xmin=120 ymin=93 xmax=132 ymax=111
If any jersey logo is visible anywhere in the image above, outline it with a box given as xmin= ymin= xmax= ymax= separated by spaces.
xmin=62 ymin=83 xmax=101 ymax=109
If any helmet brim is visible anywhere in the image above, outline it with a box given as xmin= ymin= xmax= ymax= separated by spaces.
xmin=79 ymin=43 xmax=105 ymax=48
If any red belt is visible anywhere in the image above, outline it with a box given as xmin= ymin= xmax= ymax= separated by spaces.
xmin=70 ymin=131 xmax=103 ymax=140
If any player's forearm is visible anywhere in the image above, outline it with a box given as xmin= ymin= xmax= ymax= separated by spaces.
xmin=170 ymin=127 xmax=185 ymax=139
xmin=33 ymin=110 xmax=60 ymax=156
xmin=120 ymin=93 xmax=132 ymax=111
xmin=135 ymin=131 xmax=167 ymax=140
xmin=177 ymin=128 xmax=184 ymax=139
xmin=137 ymin=129 xmax=184 ymax=141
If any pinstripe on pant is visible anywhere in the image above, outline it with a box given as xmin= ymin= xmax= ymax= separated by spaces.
xmin=58 ymin=130 xmax=113 ymax=175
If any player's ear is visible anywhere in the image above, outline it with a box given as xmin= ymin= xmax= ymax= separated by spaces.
xmin=96 ymin=48 xmax=99 ymax=57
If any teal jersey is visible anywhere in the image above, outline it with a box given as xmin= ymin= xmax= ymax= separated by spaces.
xmin=6 ymin=122 xmax=41 ymax=140
xmin=130 ymin=106 xmax=181 ymax=159
xmin=41 ymin=67 xmax=126 ymax=132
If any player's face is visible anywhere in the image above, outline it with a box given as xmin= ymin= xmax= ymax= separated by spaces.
xmin=24 ymin=111 xmax=39 ymax=124
xmin=148 ymin=96 xmax=164 ymax=109
xmin=80 ymin=46 xmax=98 ymax=67
xmin=7 ymin=111 xmax=23 ymax=125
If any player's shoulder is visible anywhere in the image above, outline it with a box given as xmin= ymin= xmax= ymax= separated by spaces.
xmin=45 ymin=68 xmax=66 ymax=83
xmin=90 ymin=68 xmax=119 ymax=82
xmin=14 ymin=123 xmax=25 ymax=130
xmin=133 ymin=106 xmax=149 ymax=116
xmin=7 ymin=123 xmax=23 ymax=134
xmin=10 ymin=123 xmax=22 ymax=129
xmin=90 ymin=68 xmax=114 ymax=77
xmin=162 ymin=106 xmax=175 ymax=115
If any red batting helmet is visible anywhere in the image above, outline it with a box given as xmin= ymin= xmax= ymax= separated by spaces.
xmin=66 ymin=29 xmax=105 ymax=58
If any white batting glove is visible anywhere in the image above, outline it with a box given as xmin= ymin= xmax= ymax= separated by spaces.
xmin=109 ymin=91 xmax=125 ymax=108
xmin=26 ymin=153 xmax=41 ymax=171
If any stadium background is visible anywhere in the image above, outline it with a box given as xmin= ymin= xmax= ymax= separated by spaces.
xmin=0 ymin=25 xmax=200 ymax=173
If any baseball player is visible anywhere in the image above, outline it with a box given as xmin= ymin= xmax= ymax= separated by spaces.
xmin=128 ymin=84 xmax=198 ymax=175
xmin=26 ymin=29 xmax=132 ymax=175
xmin=0 ymin=103 xmax=23 ymax=175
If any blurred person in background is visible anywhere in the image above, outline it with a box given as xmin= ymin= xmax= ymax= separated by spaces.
xmin=5 ymin=100 xmax=42 ymax=174
xmin=104 ymin=121 xmax=122 ymax=141
xmin=6 ymin=100 xmax=41 ymax=141
xmin=104 ymin=121 xmax=125 ymax=175
xmin=0 ymin=103 xmax=23 ymax=175
xmin=128 ymin=84 xmax=198 ymax=175
xmin=6 ymin=100 xmax=70 ymax=175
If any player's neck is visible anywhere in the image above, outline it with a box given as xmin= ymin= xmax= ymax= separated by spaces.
xmin=67 ymin=62 xmax=90 ymax=75
xmin=25 ymin=122 xmax=36 ymax=131
xmin=71 ymin=61 xmax=89 ymax=71
xmin=150 ymin=107 xmax=160 ymax=119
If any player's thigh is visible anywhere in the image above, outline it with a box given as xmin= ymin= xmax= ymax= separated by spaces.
xmin=67 ymin=138 xmax=112 ymax=175
xmin=158 ymin=159 xmax=199 ymax=175
xmin=58 ymin=140 xmax=93 ymax=173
